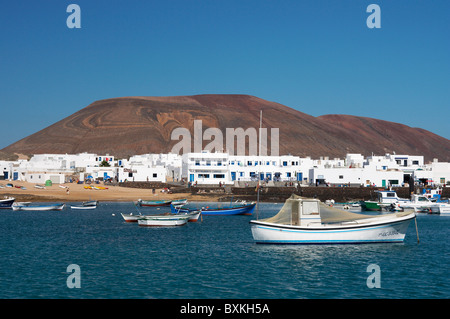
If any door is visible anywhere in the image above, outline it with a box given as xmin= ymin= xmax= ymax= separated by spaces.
xmin=231 ymin=172 xmax=236 ymax=181
xmin=382 ymin=180 xmax=386 ymax=187
xmin=297 ymin=172 xmax=302 ymax=181
xmin=189 ymin=174 xmax=194 ymax=182
xmin=13 ymin=172 xmax=18 ymax=180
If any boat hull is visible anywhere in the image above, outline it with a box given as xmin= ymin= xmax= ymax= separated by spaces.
xmin=171 ymin=199 xmax=188 ymax=206
xmin=430 ymin=204 xmax=450 ymax=215
xmin=361 ymin=201 xmax=381 ymax=211
xmin=70 ymin=205 xmax=97 ymax=210
xmin=138 ymin=200 xmax=172 ymax=207
xmin=250 ymin=213 xmax=415 ymax=244
xmin=12 ymin=204 xmax=65 ymax=211
xmin=201 ymin=203 xmax=256 ymax=215
xmin=121 ymin=213 xmax=142 ymax=222
xmin=0 ymin=198 xmax=15 ymax=209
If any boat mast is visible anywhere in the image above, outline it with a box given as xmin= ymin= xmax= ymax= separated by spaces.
xmin=256 ymin=110 xmax=262 ymax=219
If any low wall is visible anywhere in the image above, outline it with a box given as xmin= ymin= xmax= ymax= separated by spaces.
xmin=118 ymin=181 xmax=450 ymax=203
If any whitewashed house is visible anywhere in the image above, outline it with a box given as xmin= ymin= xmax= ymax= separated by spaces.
xmin=182 ymin=151 xmax=230 ymax=185
xmin=117 ymin=154 xmax=166 ymax=183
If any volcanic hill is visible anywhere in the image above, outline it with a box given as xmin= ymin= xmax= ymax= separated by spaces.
xmin=2 ymin=94 xmax=449 ymax=161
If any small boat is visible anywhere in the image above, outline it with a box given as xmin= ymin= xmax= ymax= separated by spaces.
xmin=137 ymin=199 xmax=172 ymax=207
xmin=200 ymin=202 xmax=256 ymax=215
xmin=361 ymin=190 xmax=411 ymax=211
xmin=121 ymin=212 xmax=143 ymax=222
xmin=250 ymin=194 xmax=416 ymax=244
xmin=0 ymin=197 xmax=15 ymax=209
xmin=137 ymin=214 xmax=190 ymax=227
xmin=171 ymin=199 xmax=188 ymax=206
xmin=12 ymin=202 xmax=66 ymax=211
xmin=70 ymin=200 xmax=99 ymax=210
xmin=34 ymin=184 xmax=46 ymax=189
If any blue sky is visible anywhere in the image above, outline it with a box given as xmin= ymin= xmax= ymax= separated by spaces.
xmin=1 ymin=0 xmax=449 ymax=150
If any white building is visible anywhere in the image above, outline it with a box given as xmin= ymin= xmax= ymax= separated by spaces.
xmin=183 ymin=151 xmax=230 ymax=185
xmin=117 ymin=154 xmax=167 ymax=183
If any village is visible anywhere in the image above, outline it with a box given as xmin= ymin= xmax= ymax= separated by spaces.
xmin=1 ymin=151 xmax=449 ymax=189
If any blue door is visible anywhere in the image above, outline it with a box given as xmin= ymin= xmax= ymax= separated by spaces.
xmin=260 ymin=173 xmax=264 ymax=181
xmin=3 ymin=172 xmax=8 ymax=180
xmin=190 ymin=174 xmax=195 ymax=182
xmin=297 ymin=172 xmax=303 ymax=181
xmin=231 ymin=172 xmax=236 ymax=181
xmin=13 ymin=172 xmax=18 ymax=180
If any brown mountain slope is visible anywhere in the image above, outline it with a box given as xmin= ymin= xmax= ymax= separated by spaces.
xmin=2 ymin=94 xmax=449 ymax=161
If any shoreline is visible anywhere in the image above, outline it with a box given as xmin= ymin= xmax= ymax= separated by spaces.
xmin=0 ymin=181 xmax=228 ymax=203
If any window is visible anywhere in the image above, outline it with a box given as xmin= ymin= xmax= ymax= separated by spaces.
xmin=153 ymin=173 xmax=157 ymax=178
xmin=386 ymin=192 xmax=396 ymax=197
xmin=283 ymin=161 xmax=287 ymax=166
xmin=339 ymin=175 xmax=344 ymax=179
xmin=413 ymin=161 xmax=419 ymax=165
xmin=302 ymin=201 xmax=319 ymax=215
xmin=213 ymin=174 xmax=225 ymax=178
xmin=195 ymin=161 xmax=200 ymax=166
xmin=248 ymin=161 xmax=252 ymax=166
xmin=206 ymin=161 xmax=211 ymax=166
xmin=198 ymin=174 xmax=210 ymax=178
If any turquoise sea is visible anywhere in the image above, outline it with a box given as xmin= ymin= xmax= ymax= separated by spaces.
xmin=0 ymin=202 xmax=449 ymax=299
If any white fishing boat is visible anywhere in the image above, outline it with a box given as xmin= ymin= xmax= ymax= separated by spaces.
xmin=137 ymin=214 xmax=190 ymax=227
xmin=171 ymin=199 xmax=188 ymax=206
xmin=12 ymin=202 xmax=66 ymax=211
xmin=70 ymin=200 xmax=98 ymax=210
xmin=250 ymin=195 xmax=416 ymax=244
xmin=393 ymin=194 xmax=436 ymax=213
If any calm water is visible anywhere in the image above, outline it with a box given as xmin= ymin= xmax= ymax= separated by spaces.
xmin=0 ymin=202 xmax=448 ymax=299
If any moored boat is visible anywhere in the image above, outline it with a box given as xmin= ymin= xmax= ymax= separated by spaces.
xmin=137 ymin=199 xmax=172 ymax=207
xmin=70 ymin=200 xmax=99 ymax=210
xmin=250 ymin=194 xmax=416 ymax=244
xmin=171 ymin=199 xmax=188 ymax=206
xmin=200 ymin=202 xmax=256 ymax=215
xmin=0 ymin=197 xmax=15 ymax=209
xmin=137 ymin=214 xmax=190 ymax=227
xmin=12 ymin=202 xmax=66 ymax=211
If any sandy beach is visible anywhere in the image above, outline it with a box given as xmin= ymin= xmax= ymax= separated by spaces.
xmin=0 ymin=181 xmax=222 ymax=203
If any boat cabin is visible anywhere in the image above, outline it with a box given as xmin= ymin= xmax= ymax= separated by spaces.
xmin=376 ymin=190 xmax=400 ymax=204
xmin=288 ymin=198 xmax=322 ymax=226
